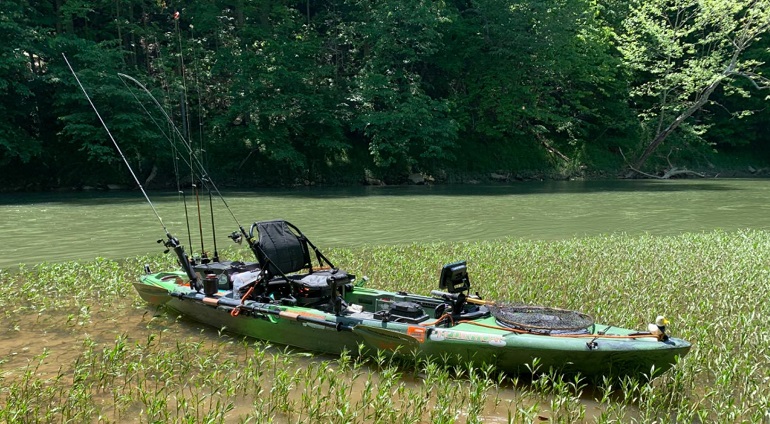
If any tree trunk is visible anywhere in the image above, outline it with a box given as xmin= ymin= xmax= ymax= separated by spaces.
xmin=144 ymin=164 xmax=158 ymax=187
xmin=633 ymin=76 xmax=725 ymax=171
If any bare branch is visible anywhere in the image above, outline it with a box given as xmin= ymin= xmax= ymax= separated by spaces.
xmin=728 ymin=70 xmax=770 ymax=90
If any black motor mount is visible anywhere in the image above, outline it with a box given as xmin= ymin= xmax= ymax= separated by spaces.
xmin=160 ymin=234 xmax=200 ymax=292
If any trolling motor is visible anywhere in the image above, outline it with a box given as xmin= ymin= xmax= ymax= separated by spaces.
xmin=159 ymin=233 xmax=201 ymax=292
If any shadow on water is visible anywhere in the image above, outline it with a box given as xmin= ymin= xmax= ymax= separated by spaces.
xmin=0 ymin=178 xmax=746 ymax=206
xmin=264 ymin=179 xmax=743 ymax=198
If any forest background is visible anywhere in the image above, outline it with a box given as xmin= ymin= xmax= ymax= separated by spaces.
xmin=1 ymin=0 xmax=769 ymax=190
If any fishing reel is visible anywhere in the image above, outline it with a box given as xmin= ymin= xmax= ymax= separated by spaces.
xmin=158 ymin=235 xmax=194 ymax=262
xmin=158 ymin=236 xmax=179 ymax=253
xmin=228 ymin=231 xmax=243 ymax=244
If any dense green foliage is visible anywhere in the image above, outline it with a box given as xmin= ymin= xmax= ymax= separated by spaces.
xmin=619 ymin=0 xmax=770 ymax=171
xmin=2 ymin=230 xmax=770 ymax=421
xmin=1 ymin=0 xmax=769 ymax=188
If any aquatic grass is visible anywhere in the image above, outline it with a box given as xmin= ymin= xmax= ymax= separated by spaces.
xmin=2 ymin=229 xmax=770 ymax=421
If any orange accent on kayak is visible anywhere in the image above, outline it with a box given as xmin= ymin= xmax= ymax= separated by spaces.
xmin=407 ymin=326 xmax=427 ymax=343
xmin=279 ymin=311 xmax=300 ymax=320
xmin=293 ymin=310 xmax=326 ymax=320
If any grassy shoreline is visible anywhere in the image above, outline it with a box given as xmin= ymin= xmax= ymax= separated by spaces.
xmin=2 ymin=230 xmax=769 ymax=422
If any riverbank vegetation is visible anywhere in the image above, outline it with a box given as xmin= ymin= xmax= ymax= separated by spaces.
xmin=2 ymin=0 xmax=770 ymax=190
xmin=2 ymin=230 xmax=769 ymax=422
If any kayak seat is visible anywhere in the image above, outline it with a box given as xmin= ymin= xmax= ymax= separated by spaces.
xmin=254 ymin=220 xmax=313 ymax=276
xmin=252 ymin=220 xmax=354 ymax=301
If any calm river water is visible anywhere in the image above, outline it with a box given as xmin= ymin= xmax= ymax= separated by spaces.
xmin=2 ymin=179 xmax=770 ymax=269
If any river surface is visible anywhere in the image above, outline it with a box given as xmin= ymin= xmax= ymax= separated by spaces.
xmin=2 ymin=179 xmax=770 ymax=268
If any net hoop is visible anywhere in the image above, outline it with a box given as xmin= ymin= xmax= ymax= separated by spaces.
xmin=489 ymin=303 xmax=594 ymax=332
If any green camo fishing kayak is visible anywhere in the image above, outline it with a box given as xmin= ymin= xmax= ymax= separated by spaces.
xmin=134 ymin=261 xmax=691 ymax=379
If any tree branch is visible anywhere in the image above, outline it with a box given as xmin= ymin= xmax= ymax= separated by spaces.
xmin=728 ymin=70 xmax=770 ymax=90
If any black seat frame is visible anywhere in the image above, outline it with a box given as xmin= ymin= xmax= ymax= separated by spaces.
xmin=244 ymin=220 xmax=351 ymax=304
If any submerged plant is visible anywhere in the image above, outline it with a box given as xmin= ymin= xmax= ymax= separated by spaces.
xmin=1 ymin=229 xmax=770 ymax=422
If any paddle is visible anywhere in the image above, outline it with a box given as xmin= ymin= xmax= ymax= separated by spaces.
xmin=164 ymin=291 xmax=424 ymax=351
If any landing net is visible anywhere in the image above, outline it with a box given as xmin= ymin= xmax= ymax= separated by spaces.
xmin=489 ymin=303 xmax=594 ymax=332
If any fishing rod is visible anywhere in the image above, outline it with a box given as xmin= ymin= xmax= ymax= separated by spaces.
xmin=117 ymin=73 xmax=257 ymax=253
xmin=180 ymin=189 xmax=194 ymax=254
xmin=187 ymin=20 xmax=219 ymax=262
xmin=154 ymin=34 xmax=195 ymax=255
xmin=179 ymin=94 xmax=207 ymax=261
xmin=119 ymin=74 xmax=220 ymax=264
xmin=207 ymin=185 xmax=220 ymax=262
xmin=174 ymin=11 xmax=210 ymax=262
xmin=179 ymin=93 xmax=203 ymax=259
xmin=193 ymin=182 xmax=207 ymax=262
xmin=173 ymin=128 xmax=194 ymax=253
xmin=62 ymin=53 xmax=201 ymax=290
xmin=116 ymin=19 xmax=265 ymax=263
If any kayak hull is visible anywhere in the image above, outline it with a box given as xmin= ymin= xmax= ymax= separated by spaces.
xmin=136 ymin=271 xmax=691 ymax=379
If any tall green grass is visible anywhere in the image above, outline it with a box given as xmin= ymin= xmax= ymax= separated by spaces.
xmin=1 ymin=229 xmax=769 ymax=422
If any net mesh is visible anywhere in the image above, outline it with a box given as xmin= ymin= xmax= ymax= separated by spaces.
xmin=489 ymin=303 xmax=594 ymax=332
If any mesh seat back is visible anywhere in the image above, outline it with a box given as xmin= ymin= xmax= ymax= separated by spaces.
xmin=256 ymin=220 xmax=311 ymax=276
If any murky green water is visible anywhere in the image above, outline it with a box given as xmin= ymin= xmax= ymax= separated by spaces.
xmin=2 ymin=179 xmax=770 ymax=268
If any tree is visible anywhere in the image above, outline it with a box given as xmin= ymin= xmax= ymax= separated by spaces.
xmin=207 ymin=1 xmax=351 ymax=182
xmin=0 ymin=0 xmax=42 ymax=166
xmin=347 ymin=0 xmax=458 ymax=176
xmin=618 ymin=0 xmax=770 ymax=172
xmin=436 ymin=0 xmax=633 ymax=172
